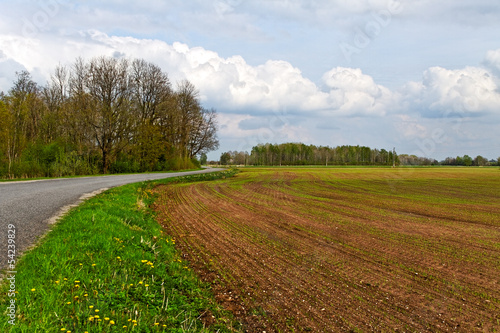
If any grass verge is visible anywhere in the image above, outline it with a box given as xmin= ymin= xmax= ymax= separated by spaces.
xmin=0 ymin=169 xmax=240 ymax=332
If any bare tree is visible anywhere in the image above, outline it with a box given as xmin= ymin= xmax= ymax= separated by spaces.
xmin=85 ymin=56 xmax=133 ymax=173
xmin=130 ymin=59 xmax=172 ymax=170
xmin=188 ymin=107 xmax=219 ymax=158
xmin=130 ymin=59 xmax=172 ymax=122
xmin=174 ymin=80 xmax=202 ymax=158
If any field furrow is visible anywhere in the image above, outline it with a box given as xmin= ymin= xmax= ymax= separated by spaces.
xmin=153 ymin=168 xmax=500 ymax=332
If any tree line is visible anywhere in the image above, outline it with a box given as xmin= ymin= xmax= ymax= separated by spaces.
xmin=219 ymin=143 xmax=500 ymax=167
xmin=0 ymin=56 xmax=219 ymax=178
xmin=220 ymin=143 xmax=397 ymax=166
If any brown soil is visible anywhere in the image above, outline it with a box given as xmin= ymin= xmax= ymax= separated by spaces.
xmin=153 ymin=169 xmax=500 ymax=332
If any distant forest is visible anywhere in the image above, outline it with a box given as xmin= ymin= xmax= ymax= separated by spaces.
xmin=0 ymin=56 xmax=219 ymax=179
xmin=219 ymin=143 xmax=500 ymax=167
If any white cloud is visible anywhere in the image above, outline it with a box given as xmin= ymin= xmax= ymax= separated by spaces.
xmin=402 ymin=66 xmax=500 ymax=117
xmin=322 ymin=67 xmax=396 ymax=116
xmin=0 ymin=31 xmax=378 ymax=116
xmin=2 ymin=30 xmax=500 ymax=122
xmin=484 ymin=49 xmax=500 ymax=76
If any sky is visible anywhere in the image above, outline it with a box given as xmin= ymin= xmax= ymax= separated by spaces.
xmin=0 ymin=0 xmax=499 ymax=161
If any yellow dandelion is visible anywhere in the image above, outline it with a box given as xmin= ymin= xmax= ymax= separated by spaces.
xmin=128 ymin=319 xmax=132 ymax=322
xmin=89 ymin=305 xmax=94 ymax=309
xmin=104 ymin=317 xmax=109 ymax=321
xmin=55 ymin=280 xmax=60 ymax=284
xmin=88 ymin=317 xmax=94 ymax=321
xmin=132 ymin=320 xmax=137 ymax=323
xmin=75 ymin=285 xmax=80 ymax=288
xmin=74 ymin=280 xmax=80 ymax=283
xmin=163 ymin=324 xmax=167 ymax=327
xmin=95 ymin=309 xmax=99 ymax=313
xmin=79 ymin=263 xmax=83 ymax=266
xmin=84 ymin=294 xmax=88 ymax=297
xmin=110 ymin=320 xmax=115 ymax=325
xmin=141 ymin=260 xmax=147 ymax=263
xmin=138 ymin=281 xmax=143 ymax=284
xmin=116 ymin=256 xmax=121 ymax=259
xmin=31 ymin=288 xmax=36 ymax=292
xmin=123 ymin=326 xmax=127 ymax=329
xmin=154 ymin=322 xmax=159 ymax=326
xmin=145 ymin=284 xmax=149 ymax=287
xmin=60 ymin=329 xmax=66 ymax=331
xmin=94 ymin=315 xmax=100 ymax=319
xmin=92 ymin=263 xmax=96 ymax=267
xmin=66 ymin=302 xmax=71 ymax=305
xmin=129 ymin=284 xmax=133 ymax=287
xmin=63 ymin=278 xmax=68 ymax=281
xmin=74 ymin=296 xmax=79 ymax=299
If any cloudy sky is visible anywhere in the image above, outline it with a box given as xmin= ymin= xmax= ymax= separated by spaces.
xmin=1 ymin=0 xmax=499 ymax=161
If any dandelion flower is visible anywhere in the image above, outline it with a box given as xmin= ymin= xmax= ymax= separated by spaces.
xmin=84 ymin=294 xmax=88 ymax=297
xmin=154 ymin=322 xmax=159 ymax=326
xmin=123 ymin=326 xmax=127 ymax=328
xmin=74 ymin=281 xmax=80 ymax=283
xmin=89 ymin=305 xmax=94 ymax=309
xmin=105 ymin=317 xmax=109 ymax=321
xmin=60 ymin=329 xmax=66 ymax=331
xmin=132 ymin=320 xmax=137 ymax=323
xmin=88 ymin=317 xmax=94 ymax=321
xmin=66 ymin=302 xmax=71 ymax=305
xmin=128 ymin=319 xmax=132 ymax=322
xmin=92 ymin=264 xmax=96 ymax=267
xmin=138 ymin=281 xmax=143 ymax=284
xmin=95 ymin=309 xmax=99 ymax=313
xmin=110 ymin=320 xmax=115 ymax=325
xmin=74 ymin=296 xmax=79 ymax=299
xmin=55 ymin=280 xmax=60 ymax=284
xmin=94 ymin=315 xmax=100 ymax=319
xmin=31 ymin=288 xmax=36 ymax=292
xmin=141 ymin=260 xmax=147 ymax=263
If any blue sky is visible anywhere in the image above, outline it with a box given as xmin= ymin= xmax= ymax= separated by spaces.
xmin=1 ymin=0 xmax=499 ymax=161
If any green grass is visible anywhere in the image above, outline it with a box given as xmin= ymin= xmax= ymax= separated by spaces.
xmin=0 ymin=169 xmax=239 ymax=332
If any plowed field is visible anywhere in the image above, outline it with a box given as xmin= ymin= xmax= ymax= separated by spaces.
xmin=153 ymin=168 xmax=500 ymax=332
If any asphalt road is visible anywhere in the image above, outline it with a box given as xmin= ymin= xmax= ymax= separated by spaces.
xmin=0 ymin=168 xmax=225 ymax=272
